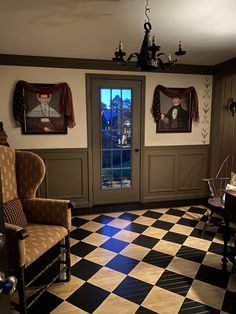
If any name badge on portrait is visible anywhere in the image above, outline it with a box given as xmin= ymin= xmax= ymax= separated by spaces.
xmin=41 ymin=118 xmax=50 ymax=122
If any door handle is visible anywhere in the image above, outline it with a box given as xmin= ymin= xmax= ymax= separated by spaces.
xmin=134 ymin=148 xmax=140 ymax=152
xmin=0 ymin=272 xmax=17 ymax=295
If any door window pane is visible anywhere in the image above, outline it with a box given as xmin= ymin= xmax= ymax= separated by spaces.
xmin=102 ymin=170 xmax=112 ymax=189
xmin=102 ymin=130 xmax=111 ymax=149
xmin=103 ymin=150 xmax=111 ymax=168
xmin=122 ymin=150 xmax=131 ymax=168
xmin=122 ymin=169 xmax=131 ymax=188
xmin=101 ymin=88 xmax=132 ymax=190
xmin=112 ymin=170 xmax=121 ymax=189
xmin=112 ymin=150 xmax=121 ymax=168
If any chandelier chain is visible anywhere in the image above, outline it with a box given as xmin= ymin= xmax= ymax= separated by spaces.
xmin=145 ymin=0 xmax=150 ymax=23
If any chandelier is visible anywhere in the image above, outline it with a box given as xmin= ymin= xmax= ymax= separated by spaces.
xmin=112 ymin=0 xmax=187 ymax=71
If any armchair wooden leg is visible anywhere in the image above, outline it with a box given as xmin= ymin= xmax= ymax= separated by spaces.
xmin=15 ymin=266 xmax=27 ymax=314
xmin=65 ymin=233 xmax=71 ymax=282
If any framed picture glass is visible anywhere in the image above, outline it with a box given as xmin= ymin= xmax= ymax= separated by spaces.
xmin=157 ymin=90 xmax=192 ymax=133
xmin=22 ymin=84 xmax=67 ymax=134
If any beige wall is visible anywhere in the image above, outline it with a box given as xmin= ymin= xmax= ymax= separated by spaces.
xmin=0 ymin=65 xmax=212 ymax=149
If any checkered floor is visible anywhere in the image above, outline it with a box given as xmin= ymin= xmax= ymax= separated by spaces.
xmin=12 ymin=205 xmax=236 ymax=313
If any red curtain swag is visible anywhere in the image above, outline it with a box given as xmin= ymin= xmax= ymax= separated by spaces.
xmin=151 ymin=85 xmax=199 ymax=124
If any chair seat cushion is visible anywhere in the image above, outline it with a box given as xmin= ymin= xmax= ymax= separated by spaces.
xmin=208 ymin=197 xmax=224 ymax=209
xmin=24 ymin=224 xmax=68 ymax=267
xmin=3 ymin=198 xmax=28 ymax=227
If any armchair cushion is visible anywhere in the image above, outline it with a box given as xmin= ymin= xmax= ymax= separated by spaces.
xmin=3 ymin=198 xmax=28 ymax=227
xmin=24 ymin=224 xmax=68 ymax=267
xmin=5 ymin=222 xmax=68 ymax=269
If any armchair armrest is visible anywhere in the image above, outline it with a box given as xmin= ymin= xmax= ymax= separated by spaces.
xmin=5 ymin=223 xmax=28 ymax=269
xmin=21 ymin=198 xmax=72 ymax=229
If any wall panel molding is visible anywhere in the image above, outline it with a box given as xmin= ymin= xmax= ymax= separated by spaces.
xmin=27 ymin=148 xmax=89 ymax=207
xmin=142 ymin=145 xmax=209 ymax=203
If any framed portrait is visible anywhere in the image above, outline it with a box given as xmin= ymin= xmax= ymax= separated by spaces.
xmin=22 ymin=84 xmax=68 ymax=134
xmin=157 ymin=89 xmax=192 ymax=133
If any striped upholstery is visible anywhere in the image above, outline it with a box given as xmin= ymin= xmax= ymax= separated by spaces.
xmin=0 ymin=146 xmax=18 ymax=202
xmin=16 ymin=150 xmax=45 ymax=199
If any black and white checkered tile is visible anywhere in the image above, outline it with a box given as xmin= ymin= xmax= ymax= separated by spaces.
xmin=15 ymin=205 xmax=236 ymax=313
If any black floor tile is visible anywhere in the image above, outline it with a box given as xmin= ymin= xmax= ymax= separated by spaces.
xmin=188 ymin=206 xmax=207 ymax=215
xmin=118 ymin=212 xmax=139 ymax=221
xmin=166 ymin=208 xmax=185 ymax=217
xmin=132 ymin=234 xmax=159 ymax=249
xmin=195 ymin=264 xmax=230 ymax=289
xmin=176 ymin=245 xmax=206 ymax=263
xmin=93 ymin=214 xmax=115 ymax=224
xmin=177 ymin=217 xmax=199 ymax=228
xmin=156 ymin=270 xmax=193 ymax=296
xmin=221 ymin=290 xmax=236 ymax=313
xmin=179 ymin=298 xmax=220 ymax=313
xmin=113 ymin=276 xmax=153 ymax=304
xmin=27 ymin=291 xmax=63 ymax=314
xmin=70 ymin=241 xmax=96 ymax=257
xmin=66 ymin=282 xmax=110 ymax=313
xmin=70 ymin=228 xmax=92 ymax=240
xmin=71 ymin=259 xmax=102 ymax=280
xmin=208 ymin=242 xmax=224 ymax=255
xmin=190 ymin=228 xmax=216 ymax=241
xmin=124 ymin=222 xmax=148 ymax=233
xmin=151 ymin=220 xmax=174 ymax=230
xmin=71 ymin=216 xmax=89 ymax=227
xmin=106 ymin=254 xmax=139 ymax=274
xmin=142 ymin=250 xmax=173 ymax=268
xmin=162 ymin=231 xmax=188 ymax=244
xmin=142 ymin=210 xmax=163 ymax=220
xmin=100 ymin=237 xmax=129 ymax=253
xmin=96 ymin=225 xmax=121 ymax=237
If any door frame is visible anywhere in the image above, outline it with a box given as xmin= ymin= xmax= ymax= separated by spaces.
xmin=86 ymin=74 xmax=146 ymax=207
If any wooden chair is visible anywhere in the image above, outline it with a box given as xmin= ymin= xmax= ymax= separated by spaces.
xmin=0 ymin=145 xmax=72 ymax=313
xmin=201 ymin=154 xmax=235 ymax=236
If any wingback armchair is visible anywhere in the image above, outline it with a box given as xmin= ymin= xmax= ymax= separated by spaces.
xmin=0 ymin=145 xmax=72 ymax=314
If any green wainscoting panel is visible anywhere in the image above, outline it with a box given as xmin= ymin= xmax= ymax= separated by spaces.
xmin=142 ymin=145 xmax=209 ymax=202
xmin=28 ymin=148 xmax=89 ymax=208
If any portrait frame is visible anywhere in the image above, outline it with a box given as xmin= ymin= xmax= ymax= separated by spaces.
xmin=156 ymin=88 xmax=192 ymax=133
xmin=22 ymin=83 xmax=68 ymax=135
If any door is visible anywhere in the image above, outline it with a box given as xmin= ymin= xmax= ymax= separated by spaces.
xmin=0 ymin=174 xmax=11 ymax=313
xmin=88 ymin=75 xmax=144 ymax=205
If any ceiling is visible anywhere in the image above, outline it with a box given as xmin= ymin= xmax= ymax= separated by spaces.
xmin=0 ymin=0 xmax=236 ymax=66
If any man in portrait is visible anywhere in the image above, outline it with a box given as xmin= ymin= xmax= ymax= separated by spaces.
xmin=159 ymin=97 xmax=189 ymax=130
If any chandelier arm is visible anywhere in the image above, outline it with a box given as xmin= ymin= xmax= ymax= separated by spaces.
xmin=157 ymin=53 xmax=178 ymax=64
xmin=157 ymin=58 xmax=165 ymax=71
xmin=127 ymin=53 xmax=140 ymax=62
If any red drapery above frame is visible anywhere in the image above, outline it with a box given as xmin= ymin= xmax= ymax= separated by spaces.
xmin=13 ymin=80 xmax=76 ymax=128
xmin=151 ymin=85 xmax=199 ymax=124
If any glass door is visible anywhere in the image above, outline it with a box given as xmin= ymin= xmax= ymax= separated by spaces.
xmin=89 ymin=76 xmax=143 ymax=205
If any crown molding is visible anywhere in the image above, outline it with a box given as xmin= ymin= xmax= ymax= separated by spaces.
xmin=0 ymin=54 xmax=214 ymax=75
